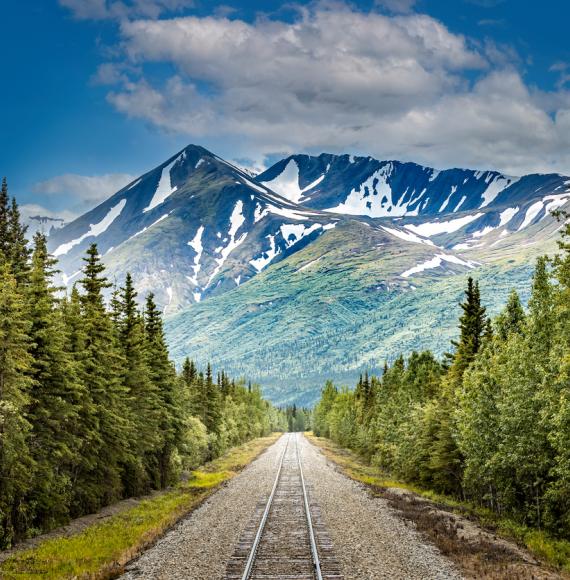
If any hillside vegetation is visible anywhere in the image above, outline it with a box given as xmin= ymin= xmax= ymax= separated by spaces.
xmin=312 ymin=217 xmax=570 ymax=569
xmin=0 ymin=179 xmax=285 ymax=549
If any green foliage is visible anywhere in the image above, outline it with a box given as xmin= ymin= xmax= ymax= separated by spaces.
xmin=314 ymin=246 xmax=570 ymax=543
xmin=0 ymin=192 xmax=283 ymax=549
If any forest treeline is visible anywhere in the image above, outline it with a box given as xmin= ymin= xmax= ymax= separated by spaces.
xmin=314 ymin=217 xmax=570 ymax=538
xmin=0 ymin=179 xmax=286 ymax=549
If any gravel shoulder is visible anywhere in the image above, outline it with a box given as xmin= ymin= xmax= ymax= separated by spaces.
xmin=123 ymin=433 xmax=463 ymax=580
xmin=298 ymin=434 xmax=462 ymax=580
xmin=121 ymin=435 xmax=288 ymax=580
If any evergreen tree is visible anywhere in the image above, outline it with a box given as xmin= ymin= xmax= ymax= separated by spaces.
xmin=495 ymin=289 xmax=525 ymax=341
xmin=116 ymin=274 xmax=160 ymax=495
xmin=25 ymin=233 xmax=83 ymax=529
xmin=0 ymin=264 xmax=33 ymax=547
xmin=144 ymin=293 xmax=183 ymax=487
xmin=0 ymin=178 xmax=10 ymax=261
xmin=449 ymin=277 xmax=487 ymax=382
xmin=75 ymin=244 xmax=130 ymax=513
xmin=7 ymin=198 xmax=31 ymax=284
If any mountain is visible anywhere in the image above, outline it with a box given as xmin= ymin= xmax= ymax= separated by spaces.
xmin=258 ymin=153 xmax=569 ymax=219
xmin=47 ymin=145 xmax=570 ymax=404
xmin=47 ymin=145 xmax=342 ymax=312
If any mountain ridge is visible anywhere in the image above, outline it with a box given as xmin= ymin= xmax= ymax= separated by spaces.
xmin=44 ymin=143 xmax=570 ymax=403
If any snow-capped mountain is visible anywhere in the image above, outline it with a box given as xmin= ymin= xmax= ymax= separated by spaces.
xmin=258 ymin=153 xmax=569 ymax=224
xmin=47 ymin=145 xmax=342 ymax=312
xmin=46 ymin=144 xmax=570 ymax=402
xmin=257 ymin=153 xmax=570 ymax=269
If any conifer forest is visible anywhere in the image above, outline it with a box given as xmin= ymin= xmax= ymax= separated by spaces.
xmin=0 ymin=180 xmax=286 ymax=549
xmin=313 ymin=218 xmax=570 ymax=540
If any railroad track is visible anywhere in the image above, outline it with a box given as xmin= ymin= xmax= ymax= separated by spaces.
xmin=225 ymin=433 xmax=342 ymax=580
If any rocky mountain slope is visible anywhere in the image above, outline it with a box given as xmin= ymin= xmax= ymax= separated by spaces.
xmin=47 ymin=145 xmax=570 ymax=403
xmin=48 ymin=145 xmax=342 ymax=311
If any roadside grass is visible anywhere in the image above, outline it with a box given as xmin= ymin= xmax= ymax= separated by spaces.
xmin=307 ymin=433 xmax=570 ymax=578
xmin=0 ymin=433 xmax=281 ymax=580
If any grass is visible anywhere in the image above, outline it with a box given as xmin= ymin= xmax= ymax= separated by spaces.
xmin=307 ymin=433 xmax=570 ymax=579
xmin=0 ymin=433 xmax=281 ymax=580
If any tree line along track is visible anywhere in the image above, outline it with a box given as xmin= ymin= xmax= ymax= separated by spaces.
xmin=225 ymin=433 xmax=342 ymax=580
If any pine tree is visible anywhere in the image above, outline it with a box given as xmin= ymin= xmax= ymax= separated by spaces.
xmin=0 ymin=178 xmax=10 ymax=261
xmin=495 ymin=289 xmax=525 ymax=341
xmin=116 ymin=274 xmax=160 ymax=494
xmin=0 ymin=264 xmax=34 ymax=547
xmin=74 ymin=244 xmax=131 ymax=513
xmin=144 ymin=293 xmax=183 ymax=487
xmin=7 ymin=198 xmax=31 ymax=284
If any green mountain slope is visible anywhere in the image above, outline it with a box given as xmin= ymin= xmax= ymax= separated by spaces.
xmin=165 ymin=219 xmax=539 ymax=405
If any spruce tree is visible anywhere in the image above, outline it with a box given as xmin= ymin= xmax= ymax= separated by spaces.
xmin=495 ymin=289 xmax=525 ymax=341
xmin=0 ymin=178 xmax=10 ymax=261
xmin=449 ymin=277 xmax=488 ymax=382
xmin=25 ymin=233 xmax=83 ymax=529
xmin=0 ymin=264 xmax=34 ymax=547
xmin=144 ymin=293 xmax=182 ymax=487
xmin=117 ymin=274 xmax=160 ymax=494
xmin=7 ymin=198 xmax=31 ymax=284
xmin=75 ymin=244 xmax=130 ymax=512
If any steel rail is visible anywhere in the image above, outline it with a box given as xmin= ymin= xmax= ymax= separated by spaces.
xmin=296 ymin=433 xmax=324 ymax=580
xmin=241 ymin=434 xmax=290 ymax=580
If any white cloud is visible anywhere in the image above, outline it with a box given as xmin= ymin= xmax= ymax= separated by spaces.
xmin=101 ymin=3 xmax=570 ymax=175
xmin=59 ymin=0 xmax=194 ymax=20
xmin=32 ymin=173 xmax=136 ymax=214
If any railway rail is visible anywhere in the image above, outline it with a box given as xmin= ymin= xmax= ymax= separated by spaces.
xmin=225 ymin=433 xmax=342 ymax=580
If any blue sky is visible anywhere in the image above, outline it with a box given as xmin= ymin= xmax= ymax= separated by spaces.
xmin=3 ymin=0 xmax=570 ymax=219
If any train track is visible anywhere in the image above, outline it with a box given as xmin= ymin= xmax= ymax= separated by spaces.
xmin=225 ymin=433 xmax=342 ymax=580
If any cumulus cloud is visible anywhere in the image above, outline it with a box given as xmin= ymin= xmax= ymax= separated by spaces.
xmin=100 ymin=3 xmax=570 ymax=175
xmin=59 ymin=0 xmax=194 ymax=20
xmin=32 ymin=173 xmax=136 ymax=215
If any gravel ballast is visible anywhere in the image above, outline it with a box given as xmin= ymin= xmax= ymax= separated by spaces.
xmin=121 ymin=436 xmax=288 ymax=580
xmin=298 ymin=435 xmax=462 ymax=580
xmin=122 ymin=434 xmax=461 ymax=579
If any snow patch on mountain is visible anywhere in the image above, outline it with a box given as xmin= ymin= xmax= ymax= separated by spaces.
xmin=518 ymin=201 xmax=544 ymax=231
xmin=499 ymin=207 xmax=519 ymax=227
xmin=439 ymin=186 xmax=457 ymax=212
xmin=54 ymin=199 xmax=127 ymax=257
xmin=187 ymin=225 xmax=205 ymax=286
xmin=280 ymin=223 xmax=322 ymax=247
xmin=328 ymin=164 xmax=416 ymax=218
xmin=381 ymin=226 xmax=435 ymax=247
xmin=129 ymin=213 xmax=170 ymax=241
xmin=61 ymin=270 xmax=81 ymax=287
xmin=298 ymin=256 xmax=323 ymax=272
xmin=240 ymin=176 xmax=269 ymax=194
xmin=401 ymin=254 xmax=477 ymax=278
xmin=481 ymin=175 xmax=519 ymax=208
xmin=127 ymin=178 xmax=142 ymax=190
xmin=404 ymin=213 xmax=483 ymax=238
xmin=143 ymin=155 xmax=182 ymax=213
xmin=254 ymin=203 xmax=269 ymax=223
xmin=250 ymin=235 xmax=279 ymax=272
xmin=263 ymin=159 xmax=304 ymax=203
xmin=207 ymin=201 xmax=247 ymax=287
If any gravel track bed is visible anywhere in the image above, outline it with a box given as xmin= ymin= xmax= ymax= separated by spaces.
xmin=122 ymin=434 xmax=461 ymax=579
xmin=121 ymin=436 xmax=288 ymax=580
xmin=298 ymin=435 xmax=463 ymax=580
